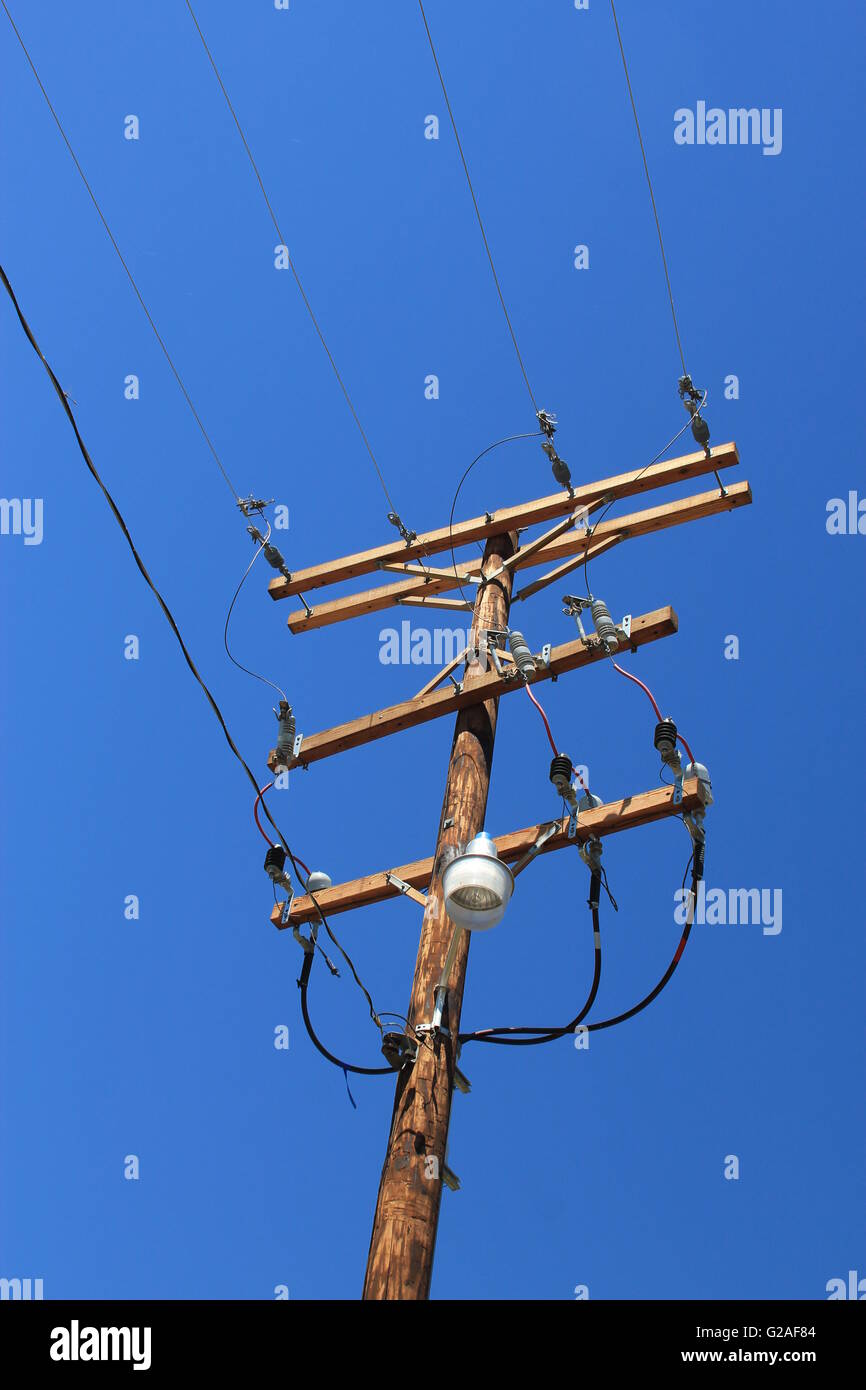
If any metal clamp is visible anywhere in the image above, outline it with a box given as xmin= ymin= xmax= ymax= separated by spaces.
xmin=511 ymin=821 xmax=560 ymax=878
xmin=385 ymin=873 xmax=428 ymax=909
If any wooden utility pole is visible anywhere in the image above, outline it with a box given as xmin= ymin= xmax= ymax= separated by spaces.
xmin=262 ymin=441 xmax=750 ymax=1301
xmin=362 ymin=529 xmax=517 ymax=1300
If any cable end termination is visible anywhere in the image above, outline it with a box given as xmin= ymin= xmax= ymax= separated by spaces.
xmin=537 ymin=409 xmax=573 ymax=492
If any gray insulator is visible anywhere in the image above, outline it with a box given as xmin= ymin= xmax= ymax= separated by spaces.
xmin=508 ymin=630 xmax=536 ymax=679
xmin=306 ymin=871 xmax=332 ymax=894
xmin=590 ymin=598 xmax=619 ymax=652
xmin=685 ymin=761 xmax=713 ymax=806
xmin=275 ymin=701 xmax=296 ymax=756
xmin=578 ymin=790 xmax=603 ymax=812
xmin=263 ymin=542 xmax=288 ymax=573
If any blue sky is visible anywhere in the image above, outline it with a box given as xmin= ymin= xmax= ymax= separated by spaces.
xmin=1 ymin=0 xmax=863 ymax=1301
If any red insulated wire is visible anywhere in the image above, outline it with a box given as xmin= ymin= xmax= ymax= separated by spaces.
xmin=610 ymin=661 xmax=697 ymax=768
xmin=677 ymin=733 xmax=696 ymax=767
xmin=611 ymin=660 xmax=662 ymax=719
xmin=254 ymin=782 xmax=275 ymax=846
xmin=524 ymin=684 xmax=587 ymax=791
xmin=525 ymin=683 xmax=558 ymax=756
xmin=255 ymin=784 xmax=313 ymax=882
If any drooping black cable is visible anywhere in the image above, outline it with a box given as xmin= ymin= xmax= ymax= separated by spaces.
xmin=297 ymin=950 xmax=392 ymax=1077
xmin=0 ymin=259 xmax=300 ymax=870
xmin=460 ymin=850 xmax=700 ymax=1046
xmin=458 ymin=873 xmax=603 ymax=1047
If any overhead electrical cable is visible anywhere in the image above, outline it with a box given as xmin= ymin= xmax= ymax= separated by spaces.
xmin=417 ymin=0 xmax=539 ymax=415
xmin=609 ymin=0 xmax=688 ymax=378
xmin=1 ymin=261 xmax=388 ymax=1039
xmin=0 ymin=0 xmax=242 ymax=505
xmin=0 ymin=260 xmax=294 ymax=852
xmin=581 ymin=399 xmax=702 ymax=599
xmin=183 ymin=0 xmax=414 ymax=539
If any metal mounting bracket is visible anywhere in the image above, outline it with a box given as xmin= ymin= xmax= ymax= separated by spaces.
xmin=385 ymin=873 xmax=428 ymax=909
xmin=511 ymin=820 xmax=561 ymax=877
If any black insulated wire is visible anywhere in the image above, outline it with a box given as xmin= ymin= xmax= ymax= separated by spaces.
xmin=460 ymin=850 xmax=701 ymax=1047
xmin=297 ymin=950 xmax=393 ymax=1077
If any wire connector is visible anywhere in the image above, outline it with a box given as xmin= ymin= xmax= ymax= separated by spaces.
xmin=387 ymin=511 xmax=418 ymax=546
xmin=237 ymin=494 xmax=274 ymax=518
xmin=678 ymin=376 xmax=726 ymax=493
xmin=248 ymin=524 xmax=291 ymax=582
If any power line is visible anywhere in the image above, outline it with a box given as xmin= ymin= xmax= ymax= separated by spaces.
xmin=183 ymin=0 xmax=406 ymax=525
xmin=2 ymin=257 xmax=394 ymax=1040
xmin=0 ymin=0 xmax=242 ymax=504
xmin=0 ymin=261 xmax=286 ymax=838
xmin=609 ymin=0 xmax=688 ymax=378
xmin=417 ymin=0 xmax=539 ymax=416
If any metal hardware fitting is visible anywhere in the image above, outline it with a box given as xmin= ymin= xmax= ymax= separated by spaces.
xmin=384 ymin=873 xmax=428 ymax=909
xmin=381 ymin=1031 xmax=418 ymax=1070
xmin=577 ymin=837 xmax=603 ymax=873
xmin=511 ymin=821 xmax=560 ymax=877
xmin=562 ymin=594 xmax=631 ymax=651
xmin=237 ymin=494 xmax=274 ymax=517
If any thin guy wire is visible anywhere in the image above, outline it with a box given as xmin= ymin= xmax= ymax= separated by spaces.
xmin=183 ymin=0 xmax=401 ymax=519
xmin=418 ymin=0 xmax=539 ymax=415
xmin=0 ymin=0 xmax=241 ymax=503
xmin=609 ymin=0 xmax=688 ymax=378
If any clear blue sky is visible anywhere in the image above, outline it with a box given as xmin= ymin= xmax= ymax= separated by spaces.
xmin=1 ymin=0 xmax=863 ymax=1300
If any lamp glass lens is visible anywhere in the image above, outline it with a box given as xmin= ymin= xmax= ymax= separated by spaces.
xmin=449 ymin=883 xmax=502 ymax=911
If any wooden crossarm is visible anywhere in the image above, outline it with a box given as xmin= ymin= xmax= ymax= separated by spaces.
xmin=267 ymin=605 xmax=677 ymax=772
xmin=285 ymin=481 xmax=751 ymax=633
xmin=268 ymin=442 xmax=740 ymax=601
xmin=273 ymin=779 xmax=706 ymax=927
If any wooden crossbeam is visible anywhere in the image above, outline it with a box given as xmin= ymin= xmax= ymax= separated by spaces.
xmin=273 ymin=779 xmax=706 ymax=927
xmin=268 ymin=442 xmax=740 ymax=601
xmin=285 ymin=481 xmax=751 ymax=633
xmin=267 ymin=605 xmax=677 ymax=772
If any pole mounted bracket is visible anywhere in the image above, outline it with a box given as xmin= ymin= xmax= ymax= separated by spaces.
xmin=511 ymin=821 xmax=561 ymax=878
xmin=385 ymin=872 xmax=428 ymax=909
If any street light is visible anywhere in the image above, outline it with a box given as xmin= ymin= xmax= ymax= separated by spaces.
xmin=442 ymin=831 xmax=514 ymax=931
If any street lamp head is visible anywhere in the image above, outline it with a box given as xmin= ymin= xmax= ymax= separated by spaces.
xmin=442 ymin=831 xmax=514 ymax=931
